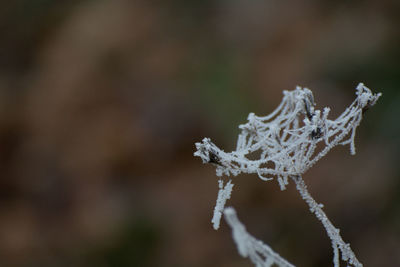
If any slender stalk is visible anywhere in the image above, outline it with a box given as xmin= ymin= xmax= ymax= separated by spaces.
xmin=291 ymin=175 xmax=362 ymax=267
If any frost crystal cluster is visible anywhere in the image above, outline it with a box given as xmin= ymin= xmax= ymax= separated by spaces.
xmin=194 ymin=83 xmax=381 ymax=267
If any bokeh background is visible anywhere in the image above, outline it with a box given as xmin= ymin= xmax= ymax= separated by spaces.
xmin=0 ymin=1 xmax=399 ymax=266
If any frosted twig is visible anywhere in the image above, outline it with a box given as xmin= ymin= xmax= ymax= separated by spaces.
xmin=195 ymin=83 xmax=381 ymax=183
xmin=194 ymin=83 xmax=381 ymax=267
xmin=212 ymin=179 xmax=234 ymax=230
xmin=292 ymin=175 xmax=362 ymax=267
xmin=224 ymin=207 xmax=295 ymax=267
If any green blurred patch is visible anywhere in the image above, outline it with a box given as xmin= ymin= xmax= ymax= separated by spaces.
xmin=318 ymin=43 xmax=400 ymax=142
xmin=87 ymin=217 xmax=163 ymax=267
xmin=186 ymin=49 xmax=259 ymax=146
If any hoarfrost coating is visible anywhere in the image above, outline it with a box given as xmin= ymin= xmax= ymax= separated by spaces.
xmin=212 ymin=179 xmax=234 ymax=230
xmin=194 ymin=83 xmax=381 ymax=267
xmin=194 ymin=83 xmax=381 ymax=186
xmin=224 ymin=207 xmax=295 ymax=267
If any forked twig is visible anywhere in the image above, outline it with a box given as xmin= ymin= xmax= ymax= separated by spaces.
xmin=195 ymin=83 xmax=381 ymax=267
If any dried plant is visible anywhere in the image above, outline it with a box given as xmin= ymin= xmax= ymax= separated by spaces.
xmin=194 ymin=83 xmax=381 ymax=267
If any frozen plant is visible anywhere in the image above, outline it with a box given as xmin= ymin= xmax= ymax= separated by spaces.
xmin=224 ymin=207 xmax=295 ymax=267
xmin=194 ymin=83 xmax=381 ymax=267
xmin=212 ymin=179 xmax=234 ymax=230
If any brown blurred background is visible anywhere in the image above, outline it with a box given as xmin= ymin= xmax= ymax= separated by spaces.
xmin=0 ymin=0 xmax=399 ymax=266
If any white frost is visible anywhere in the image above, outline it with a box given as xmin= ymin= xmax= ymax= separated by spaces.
xmin=195 ymin=83 xmax=381 ymax=267
xmin=224 ymin=207 xmax=295 ymax=267
xmin=194 ymin=83 xmax=381 ymax=185
xmin=212 ymin=179 xmax=234 ymax=230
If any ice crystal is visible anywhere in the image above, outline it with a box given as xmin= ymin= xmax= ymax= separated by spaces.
xmin=194 ymin=83 xmax=381 ymax=267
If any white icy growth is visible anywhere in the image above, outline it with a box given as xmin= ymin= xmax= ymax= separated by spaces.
xmin=194 ymin=83 xmax=381 ymax=267
xmin=224 ymin=207 xmax=295 ymax=267
xmin=194 ymin=83 xmax=381 ymax=188
xmin=212 ymin=179 xmax=234 ymax=230
xmin=292 ymin=175 xmax=362 ymax=267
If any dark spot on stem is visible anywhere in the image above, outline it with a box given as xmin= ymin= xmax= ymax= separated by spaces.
xmin=310 ymin=127 xmax=323 ymax=140
xmin=208 ymin=151 xmax=221 ymax=165
xmin=303 ymin=99 xmax=315 ymax=120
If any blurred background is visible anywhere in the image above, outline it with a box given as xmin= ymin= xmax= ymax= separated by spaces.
xmin=0 ymin=0 xmax=399 ymax=266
